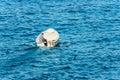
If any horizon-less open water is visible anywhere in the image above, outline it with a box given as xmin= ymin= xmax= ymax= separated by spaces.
xmin=0 ymin=0 xmax=120 ymax=80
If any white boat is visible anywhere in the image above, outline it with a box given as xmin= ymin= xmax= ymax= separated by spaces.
xmin=36 ymin=28 xmax=59 ymax=47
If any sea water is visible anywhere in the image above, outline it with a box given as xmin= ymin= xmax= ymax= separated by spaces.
xmin=0 ymin=0 xmax=120 ymax=80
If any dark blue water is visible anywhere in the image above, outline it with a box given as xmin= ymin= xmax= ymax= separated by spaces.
xmin=0 ymin=0 xmax=120 ymax=80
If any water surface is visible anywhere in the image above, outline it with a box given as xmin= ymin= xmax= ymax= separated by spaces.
xmin=0 ymin=0 xmax=120 ymax=80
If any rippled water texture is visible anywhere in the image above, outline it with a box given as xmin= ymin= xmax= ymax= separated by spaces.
xmin=0 ymin=0 xmax=120 ymax=80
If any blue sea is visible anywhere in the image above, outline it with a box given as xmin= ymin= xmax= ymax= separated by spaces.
xmin=0 ymin=0 xmax=120 ymax=80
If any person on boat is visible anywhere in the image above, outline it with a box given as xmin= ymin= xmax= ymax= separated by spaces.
xmin=41 ymin=33 xmax=47 ymax=46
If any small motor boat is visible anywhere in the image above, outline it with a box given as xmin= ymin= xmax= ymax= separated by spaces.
xmin=36 ymin=28 xmax=59 ymax=47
